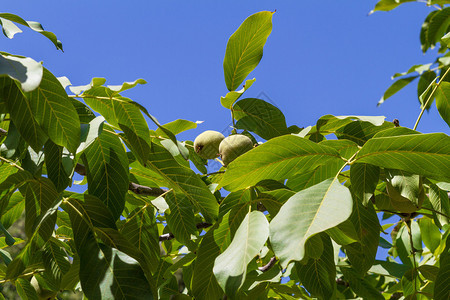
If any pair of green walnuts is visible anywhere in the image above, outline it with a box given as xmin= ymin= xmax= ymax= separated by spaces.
xmin=193 ymin=130 xmax=254 ymax=166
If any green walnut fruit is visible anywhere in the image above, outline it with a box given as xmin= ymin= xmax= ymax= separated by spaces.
xmin=194 ymin=130 xmax=225 ymax=159
xmin=31 ymin=276 xmax=57 ymax=300
xmin=219 ymin=134 xmax=253 ymax=166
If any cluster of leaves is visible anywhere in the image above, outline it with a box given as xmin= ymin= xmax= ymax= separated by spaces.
xmin=0 ymin=6 xmax=449 ymax=300
xmin=375 ymin=0 xmax=450 ymax=128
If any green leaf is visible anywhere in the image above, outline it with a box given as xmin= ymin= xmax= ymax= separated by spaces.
xmin=429 ymin=183 xmax=450 ymax=227
xmin=369 ymin=260 xmax=409 ymax=278
xmin=0 ymin=17 xmax=22 ymax=39
xmin=355 ymin=133 xmax=450 ymax=182
xmin=286 ymin=140 xmax=357 ymax=192
xmin=15 ymin=278 xmax=38 ymax=300
xmin=269 ymin=178 xmax=353 ymax=268
xmin=326 ymin=220 xmax=359 ymax=245
xmin=106 ymin=78 xmax=147 ymax=94
xmin=165 ymin=192 xmax=197 ymax=247
xmin=191 ymin=224 xmax=224 ymax=300
xmin=82 ymin=129 xmax=129 ymax=220
xmin=0 ymin=169 xmax=33 ymax=218
xmin=0 ymin=77 xmax=48 ymax=152
xmin=0 ymin=192 xmax=24 ymax=229
xmin=71 ymin=98 xmax=95 ymax=124
xmin=421 ymin=10 xmax=439 ymax=53
xmin=41 ymin=238 xmax=71 ymax=290
xmin=392 ymin=63 xmax=433 ymax=79
xmin=76 ymin=115 xmax=105 ymax=154
xmin=68 ymin=194 xmax=117 ymax=229
xmin=350 ymin=163 xmax=380 ymax=206
xmin=369 ymin=0 xmax=416 ymax=14
xmin=0 ymin=53 xmax=43 ymax=92
xmin=120 ymin=205 xmax=160 ymax=274
xmin=23 ymin=178 xmax=59 ymax=240
xmin=377 ymin=76 xmax=418 ymax=106
xmin=114 ymin=99 xmax=151 ymax=165
xmin=396 ymin=222 xmax=422 ymax=267
xmin=26 ymin=68 xmax=81 ymax=153
xmin=295 ymin=233 xmax=336 ymax=299
xmin=44 ymin=140 xmax=72 ymax=192
xmin=427 ymin=7 xmax=450 ymax=48
xmin=418 ymin=264 xmax=439 ymax=281
xmin=233 ymin=98 xmax=289 ymax=140
xmin=213 ymin=211 xmax=269 ymax=296
xmin=185 ymin=140 xmax=207 ymax=174
xmin=419 ymin=218 xmax=441 ymax=254
xmin=309 ymin=115 xmax=392 ymax=146
xmin=435 ymin=81 xmax=450 ymax=127
xmin=224 ymin=11 xmax=274 ymax=91
xmin=343 ymin=201 xmax=380 ymax=276
xmin=0 ymin=13 xmax=63 ymax=50
xmin=434 ymin=234 xmax=450 ymax=300
xmin=219 ymin=135 xmax=343 ymax=191
xmin=155 ymin=119 xmax=198 ymax=137
xmin=402 ymin=269 xmax=420 ymax=297
xmin=145 ymin=142 xmax=219 ymax=222
xmin=340 ymin=267 xmax=384 ymax=300
xmin=0 ymin=121 xmax=26 ymax=159
xmin=221 ymin=78 xmax=255 ymax=109
xmin=64 ymin=197 xmax=154 ymax=300
xmin=418 ymin=70 xmax=437 ymax=110
xmin=6 ymin=197 xmax=60 ymax=280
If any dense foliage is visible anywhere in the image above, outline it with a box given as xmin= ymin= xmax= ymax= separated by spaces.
xmin=0 ymin=2 xmax=449 ymax=299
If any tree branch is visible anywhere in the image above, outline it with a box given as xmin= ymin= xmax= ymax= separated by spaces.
xmin=75 ymin=163 xmax=168 ymax=196
xmin=258 ymin=256 xmax=277 ymax=272
xmin=159 ymin=222 xmax=213 ymax=241
xmin=0 ymin=128 xmax=7 ymax=137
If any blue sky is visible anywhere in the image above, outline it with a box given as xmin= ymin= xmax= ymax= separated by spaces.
xmin=2 ymin=1 xmax=446 ymax=261
xmin=3 ymin=1 xmax=449 ymax=140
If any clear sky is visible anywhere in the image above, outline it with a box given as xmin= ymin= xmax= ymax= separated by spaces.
xmin=3 ymin=1 xmax=449 ymax=140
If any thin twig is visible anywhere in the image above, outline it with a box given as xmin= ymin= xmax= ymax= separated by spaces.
xmin=159 ymin=222 xmax=213 ymax=241
xmin=0 ymin=269 xmax=45 ymax=284
xmin=413 ymin=67 xmax=450 ymax=130
xmin=258 ymin=257 xmax=277 ymax=272
xmin=0 ymin=156 xmax=24 ymax=171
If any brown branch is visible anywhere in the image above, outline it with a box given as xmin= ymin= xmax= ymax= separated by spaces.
xmin=75 ymin=163 xmax=167 ymax=196
xmin=0 ymin=128 xmax=7 ymax=137
xmin=129 ymin=182 xmax=167 ymax=197
xmin=159 ymin=222 xmax=213 ymax=241
xmin=258 ymin=256 xmax=277 ymax=272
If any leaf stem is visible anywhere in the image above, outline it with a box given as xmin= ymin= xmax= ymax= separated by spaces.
xmin=413 ymin=66 xmax=450 ymax=130
xmin=0 ymin=269 xmax=45 ymax=284
xmin=0 ymin=155 xmax=24 ymax=171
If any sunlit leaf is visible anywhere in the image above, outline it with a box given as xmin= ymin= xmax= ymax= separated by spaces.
xmin=0 ymin=77 xmax=48 ymax=152
xmin=220 ymin=135 xmax=343 ymax=191
xmin=295 ymin=233 xmax=336 ymax=299
xmin=233 ymin=98 xmax=289 ymax=140
xmin=355 ymin=133 xmax=450 ymax=182
xmin=64 ymin=197 xmax=154 ymax=300
xmin=82 ymin=129 xmax=129 ymax=220
xmin=269 ymin=178 xmax=353 ymax=268
xmin=0 ymin=13 xmax=62 ymax=50
xmin=377 ymin=76 xmax=418 ymax=106
xmin=26 ymin=68 xmax=80 ymax=153
xmin=213 ymin=211 xmax=269 ymax=296
xmin=224 ymin=11 xmax=274 ymax=91
xmin=221 ymin=78 xmax=255 ymax=109
xmin=0 ymin=53 xmax=43 ymax=92
xmin=435 ymin=81 xmax=450 ymax=127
